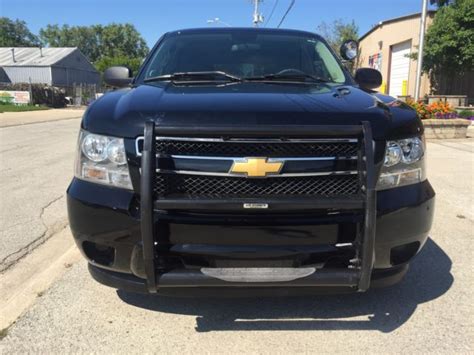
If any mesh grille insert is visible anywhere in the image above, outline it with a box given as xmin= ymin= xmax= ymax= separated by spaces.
xmin=155 ymin=174 xmax=360 ymax=198
xmin=155 ymin=140 xmax=358 ymax=157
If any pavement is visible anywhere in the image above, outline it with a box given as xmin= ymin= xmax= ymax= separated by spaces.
xmin=0 ymin=110 xmax=83 ymax=272
xmin=0 ymin=110 xmax=473 ymax=353
xmin=0 ymin=108 xmax=84 ymax=128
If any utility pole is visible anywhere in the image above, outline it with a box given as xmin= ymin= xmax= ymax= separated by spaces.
xmin=414 ymin=0 xmax=428 ymax=101
xmin=253 ymin=0 xmax=264 ymax=27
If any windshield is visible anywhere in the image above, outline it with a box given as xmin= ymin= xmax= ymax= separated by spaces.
xmin=139 ymin=31 xmax=348 ymax=84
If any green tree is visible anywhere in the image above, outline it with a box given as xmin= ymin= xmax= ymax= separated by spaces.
xmin=0 ymin=17 xmax=39 ymax=46
xmin=422 ymin=0 xmax=474 ymax=75
xmin=430 ymin=0 xmax=454 ymax=6
xmin=98 ymin=23 xmax=148 ymax=59
xmin=39 ymin=24 xmax=102 ymax=61
xmin=39 ymin=23 xmax=149 ymax=67
xmin=94 ymin=55 xmax=143 ymax=75
xmin=316 ymin=19 xmax=359 ymax=53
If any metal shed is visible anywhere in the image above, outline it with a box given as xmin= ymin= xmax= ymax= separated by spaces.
xmin=0 ymin=47 xmax=100 ymax=86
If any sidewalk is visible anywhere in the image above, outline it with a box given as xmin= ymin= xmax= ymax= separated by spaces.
xmin=0 ymin=108 xmax=85 ymax=128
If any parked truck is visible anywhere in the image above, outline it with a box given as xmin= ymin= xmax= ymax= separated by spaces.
xmin=67 ymin=28 xmax=435 ymax=296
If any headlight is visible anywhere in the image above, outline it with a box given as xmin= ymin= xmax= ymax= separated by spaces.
xmin=81 ymin=134 xmax=109 ymax=162
xmin=384 ymin=141 xmax=403 ymax=167
xmin=399 ymin=137 xmax=424 ymax=163
xmin=377 ymin=136 xmax=426 ymax=190
xmin=75 ymin=130 xmax=133 ymax=189
xmin=106 ymin=138 xmax=127 ymax=165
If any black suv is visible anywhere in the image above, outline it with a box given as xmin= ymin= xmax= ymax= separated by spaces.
xmin=67 ymin=28 xmax=435 ymax=295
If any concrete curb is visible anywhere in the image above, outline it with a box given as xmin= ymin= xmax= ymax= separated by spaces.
xmin=0 ymin=228 xmax=81 ymax=330
xmin=423 ymin=118 xmax=471 ymax=139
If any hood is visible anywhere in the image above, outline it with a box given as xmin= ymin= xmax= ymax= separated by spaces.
xmin=83 ymin=82 xmax=422 ymax=140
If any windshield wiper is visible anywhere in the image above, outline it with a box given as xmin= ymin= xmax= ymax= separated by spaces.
xmin=144 ymin=71 xmax=242 ymax=83
xmin=245 ymin=73 xmax=330 ymax=83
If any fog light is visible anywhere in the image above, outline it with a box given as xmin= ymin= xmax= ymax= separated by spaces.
xmin=82 ymin=241 xmax=115 ymax=266
xmin=390 ymin=242 xmax=420 ymax=265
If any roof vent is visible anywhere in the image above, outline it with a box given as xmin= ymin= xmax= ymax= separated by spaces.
xmin=11 ymin=48 xmax=16 ymax=62
xmin=39 ymin=46 xmax=43 ymax=57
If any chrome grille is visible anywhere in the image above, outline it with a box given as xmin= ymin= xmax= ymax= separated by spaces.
xmin=150 ymin=137 xmax=361 ymax=198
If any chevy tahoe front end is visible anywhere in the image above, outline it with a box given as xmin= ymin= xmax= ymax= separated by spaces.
xmin=67 ymin=28 xmax=435 ymax=296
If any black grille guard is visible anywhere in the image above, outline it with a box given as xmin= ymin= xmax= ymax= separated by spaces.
xmin=140 ymin=123 xmax=376 ymax=293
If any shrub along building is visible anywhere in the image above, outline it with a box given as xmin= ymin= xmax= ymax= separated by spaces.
xmin=359 ymin=11 xmax=436 ymax=100
xmin=0 ymin=47 xmax=100 ymax=87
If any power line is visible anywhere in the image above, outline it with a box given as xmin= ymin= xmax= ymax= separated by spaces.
xmin=277 ymin=0 xmax=295 ymax=28
xmin=264 ymin=0 xmax=279 ymax=27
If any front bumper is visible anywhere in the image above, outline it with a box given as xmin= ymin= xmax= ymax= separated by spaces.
xmin=67 ymin=177 xmax=435 ymax=294
xmin=88 ymin=262 xmax=409 ymax=296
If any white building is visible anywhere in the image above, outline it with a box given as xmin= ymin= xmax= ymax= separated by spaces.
xmin=0 ymin=47 xmax=99 ymax=87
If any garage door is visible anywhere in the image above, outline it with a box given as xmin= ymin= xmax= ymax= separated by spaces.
xmin=389 ymin=40 xmax=412 ymax=97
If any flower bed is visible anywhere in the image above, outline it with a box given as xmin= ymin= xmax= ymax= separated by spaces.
xmin=405 ymin=99 xmax=472 ymax=138
xmin=406 ymin=99 xmax=458 ymax=120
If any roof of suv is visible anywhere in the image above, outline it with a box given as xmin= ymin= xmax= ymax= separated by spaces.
xmin=166 ymin=27 xmax=323 ymax=39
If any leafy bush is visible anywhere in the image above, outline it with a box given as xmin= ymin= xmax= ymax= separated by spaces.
xmin=458 ymin=110 xmax=474 ymax=120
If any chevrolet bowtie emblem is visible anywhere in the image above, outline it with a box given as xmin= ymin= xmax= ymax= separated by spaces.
xmin=230 ymin=157 xmax=284 ymax=178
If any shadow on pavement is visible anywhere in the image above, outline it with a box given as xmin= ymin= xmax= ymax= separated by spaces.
xmin=118 ymin=238 xmax=452 ymax=333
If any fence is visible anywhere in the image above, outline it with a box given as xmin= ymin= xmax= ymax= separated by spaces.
xmin=431 ymin=71 xmax=474 ymax=106
xmin=69 ymin=83 xmax=100 ymax=106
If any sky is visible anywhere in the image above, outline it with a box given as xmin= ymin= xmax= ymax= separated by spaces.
xmin=1 ymin=0 xmax=433 ymax=48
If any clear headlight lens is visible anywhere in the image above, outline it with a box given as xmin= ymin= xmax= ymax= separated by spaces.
xmin=75 ymin=130 xmax=132 ymax=190
xmin=81 ymin=134 xmax=109 ymax=162
xmin=399 ymin=137 xmax=424 ymax=163
xmin=377 ymin=136 xmax=426 ymax=190
xmin=106 ymin=138 xmax=127 ymax=165
xmin=384 ymin=142 xmax=403 ymax=167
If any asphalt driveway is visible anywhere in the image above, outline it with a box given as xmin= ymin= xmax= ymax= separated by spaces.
xmin=0 ymin=113 xmax=82 ymax=272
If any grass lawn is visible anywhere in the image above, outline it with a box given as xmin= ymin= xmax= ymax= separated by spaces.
xmin=0 ymin=104 xmax=50 ymax=113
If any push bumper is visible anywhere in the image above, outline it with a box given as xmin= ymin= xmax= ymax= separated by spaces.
xmin=67 ymin=122 xmax=435 ymax=294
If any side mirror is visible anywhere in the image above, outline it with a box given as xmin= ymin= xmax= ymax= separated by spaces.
xmin=355 ymin=68 xmax=382 ymax=90
xmin=104 ymin=66 xmax=133 ymax=88
xmin=340 ymin=40 xmax=358 ymax=61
